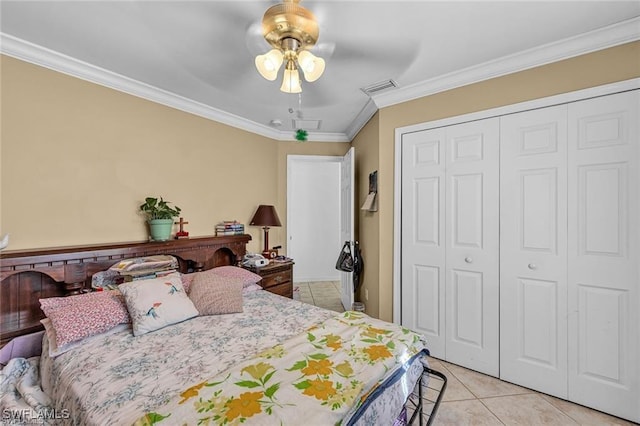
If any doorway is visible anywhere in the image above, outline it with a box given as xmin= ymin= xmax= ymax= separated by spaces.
xmin=287 ymin=148 xmax=354 ymax=310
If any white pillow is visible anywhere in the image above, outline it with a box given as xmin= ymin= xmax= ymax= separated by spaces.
xmin=119 ymin=272 xmax=199 ymax=336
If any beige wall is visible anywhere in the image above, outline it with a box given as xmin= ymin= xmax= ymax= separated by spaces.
xmin=369 ymin=41 xmax=640 ymax=321
xmin=351 ymin=112 xmax=380 ymax=317
xmin=0 ymin=55 xmax=347 ymax=253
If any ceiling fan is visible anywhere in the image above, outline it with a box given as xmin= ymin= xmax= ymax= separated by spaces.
xmin=253 ymin=0 xmax=326 ymax=93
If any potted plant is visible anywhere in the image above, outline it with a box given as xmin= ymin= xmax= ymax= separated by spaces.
xmin=139 ymin=197 xmax=182 ymax=241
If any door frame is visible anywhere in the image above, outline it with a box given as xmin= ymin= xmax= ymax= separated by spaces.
xmin=286 ymin=154 xmax=344 ymax=282
xmin=392 ymin=77 xmax=640 ymax=324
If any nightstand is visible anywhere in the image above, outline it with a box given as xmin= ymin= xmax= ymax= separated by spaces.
xmin=243 ymin=261 xmax=293 ymax=298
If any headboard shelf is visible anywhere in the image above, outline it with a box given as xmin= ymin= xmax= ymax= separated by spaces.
xmin=0 ymin=234 xmax=251 ymax=346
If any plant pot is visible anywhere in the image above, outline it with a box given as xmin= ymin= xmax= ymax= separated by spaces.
xmin=148 ymin=219 xmax=174 ymax=241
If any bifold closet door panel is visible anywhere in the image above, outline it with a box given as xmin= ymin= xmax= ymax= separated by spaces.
xmin=500 ymin=105 xmax=569 ymax=398
xmin=401 ymin=128 xmax=447 ymax=357
xmin=444 ymin=118 xmax=500 ymax=377
xmin=567 ymin=90 xmax=639 ymax=423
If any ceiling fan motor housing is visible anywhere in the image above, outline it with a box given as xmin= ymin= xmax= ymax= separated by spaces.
xmin=261 ymin=0 xmax=319 ymax=51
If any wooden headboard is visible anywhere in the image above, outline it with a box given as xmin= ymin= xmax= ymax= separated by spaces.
xmin=0 ymin=234 xmax=251 ymax=346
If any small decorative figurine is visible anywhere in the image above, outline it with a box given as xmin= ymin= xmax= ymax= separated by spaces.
xmin=175 ymin=217 xmax=190 ymax=239
xmin=295 ymin=128 xmax=308 ymax=141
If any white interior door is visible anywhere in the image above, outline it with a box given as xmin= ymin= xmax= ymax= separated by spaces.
xmin=340 ymin=147 xmax=355 ymax=311
xmin=287 ymin=156 xmax=341 ymax=282
xmin=445 ymin=118 xmax=500 ymax=377
xmin=500 ymin=105 xmax=569 ymax=398
xmin=567 ymin=90 xmax=639 ymax=422
xmin=401 ymin=128 xmax=447 ymax=357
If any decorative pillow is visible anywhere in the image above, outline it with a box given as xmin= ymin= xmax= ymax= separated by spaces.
xmin=188 ymin=272 xmax=244 ymax=316
xmin=180 ymin=272 xmax=195 ymax=293
xmin=119 ymin=272 xmax=198 ymax=336
xmin=209 ymin=266 xmax=262 ymax=287
xmin=39 ymin=290 xmax=130 ymax=348
xmin=243 ymin=283 xmax=263 ymax=294
xmin=41 ymin=318 xmax=129 ymax=357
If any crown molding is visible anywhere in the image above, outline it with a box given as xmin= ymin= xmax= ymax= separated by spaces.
xmin=0 ymin=33 xmax=302 ymax=141
xmin=345 ymin=98 xmax=379 ymax=141
xmin=2 ymin=16 xmax=639 ymax=143
xmin=373 ymin=16 xmax=640 ymax=109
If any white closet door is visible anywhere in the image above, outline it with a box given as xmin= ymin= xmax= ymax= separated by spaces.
xmin=445 ymin=118 xmax=500 ymax=376
xmin=500 ymin=105 xmax=569 ymax=398
xmin=401 ymin=128 xmax=447 ymax=357
xmin=567 ymin=90 xmax=639 ymax=422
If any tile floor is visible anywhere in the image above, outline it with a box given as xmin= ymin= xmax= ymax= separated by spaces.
xmin=293 ymin=282 xmax=636 ymax=426
xmin=293 ymin=281 xmax=345 ymax=313
xmin=423 ymin=357 xmax=636 ymax=425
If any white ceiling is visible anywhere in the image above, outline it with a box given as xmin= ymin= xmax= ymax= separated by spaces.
xmin=1 ymin=1 xmax=639 ymax=142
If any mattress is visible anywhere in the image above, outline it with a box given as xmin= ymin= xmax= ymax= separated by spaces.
xmin=40 ymin=290 xmax=427 ymax=425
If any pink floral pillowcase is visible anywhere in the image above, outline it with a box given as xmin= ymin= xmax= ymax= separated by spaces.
xmin=39 ymin=290 xmax=130 ymax=349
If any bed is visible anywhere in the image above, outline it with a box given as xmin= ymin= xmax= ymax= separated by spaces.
xmin=0 ymin=236 xmax=446 ymax=425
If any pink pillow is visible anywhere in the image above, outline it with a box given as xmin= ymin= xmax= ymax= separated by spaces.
xmin=209 ymin=266 xmax=262 ymax=287
xmin=188 ymin=273 xmax=244 ymax=316
xmin=40 ymin=290 xmax=130 ymax=348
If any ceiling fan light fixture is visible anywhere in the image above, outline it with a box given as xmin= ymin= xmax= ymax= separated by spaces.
xmin=280 ymin=60 xmax=302 ymax=93
xmin=255 ymin=0 xmax=324 ymax=92
xmin=297 ymin=50 xmax=325 ymax=82
xmin=255 ymin=49 xmax=284 ymax=81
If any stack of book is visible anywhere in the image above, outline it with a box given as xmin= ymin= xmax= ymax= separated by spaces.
xmin=215 ymin=221 xmax=245 ymax=236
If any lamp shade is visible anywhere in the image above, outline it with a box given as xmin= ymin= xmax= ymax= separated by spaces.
xmin=280 ymin=61 xmax=302 ymax=93
xmin=250 ymin=205 xmax=282 ymax=227
xmin=255 ymin=49 xmax=283 ymax=81
xmin=298 ymin=50 xmax=325 ymax=82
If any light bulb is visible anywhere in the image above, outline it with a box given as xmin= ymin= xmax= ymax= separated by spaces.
xmin=255 ymin=49 xmax=283 ymax=81
xmin=280 ymin=61 xmax=302 ymax=93
xmin=297 ymin=50 xmax=325 ymax=82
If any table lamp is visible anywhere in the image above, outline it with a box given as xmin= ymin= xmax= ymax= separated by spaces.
xmin=249 ymin=205 xmax=282 ymax=257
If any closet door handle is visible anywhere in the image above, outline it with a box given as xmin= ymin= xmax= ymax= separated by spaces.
xmin=464 ymin=257 xmax=473 ymax=264
xmin=528 ymin=263 xmax=537 ymax=270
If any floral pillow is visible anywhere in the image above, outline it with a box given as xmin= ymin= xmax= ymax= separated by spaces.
xmin=39 ymin=290 xmax=130 ymax=348
xmin=41 ymin=318 xmax=129 ymax=357
xmin=119 ymin=272 xmax=199 ymax=336
xmin=188 ymin=272 xmax=244 ymax=316
xmin=209 ymin=266 xmax=262 ymax=287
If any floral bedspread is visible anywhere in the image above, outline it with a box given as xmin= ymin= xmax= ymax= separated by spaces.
xmin=136 ymin=311 xmax=426 ymax=425
xmin=41 ymin=291 xmax=336 ymax=425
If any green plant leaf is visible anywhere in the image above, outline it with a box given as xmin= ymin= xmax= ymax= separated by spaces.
xmin=262 ymin=370 xmax=276 ymax=385
xmin=265 ymin=383 xmax=280 ymax=398
xmin=234 ymin=380 xmax=261 ymax=388
xmin=308 ymin=353 xmax=329 ymax=360
xmin=294 ymin=380 xmax=311 ymax=390
xmin=287 ymin=360 xmax=307 ymax=371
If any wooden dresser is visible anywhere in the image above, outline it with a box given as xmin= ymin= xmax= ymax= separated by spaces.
xmin=243 ymin=261 xmax=293 ymax=298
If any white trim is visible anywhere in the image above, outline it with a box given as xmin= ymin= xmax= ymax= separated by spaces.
xmin=392 ymin=78 xmax=640 ymax=325
xmin=345 ymin=99 xmax=378 ymax=141
xmin=374 ymin=17 xmax=640 ymax=109
xmin=393 ymin=128 xmax=403 ymax=325
xmin=3 ymin=16 xmax=638 ymax=143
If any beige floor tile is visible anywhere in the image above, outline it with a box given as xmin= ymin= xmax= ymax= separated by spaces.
xmin=444 ymin=362 xmax=533 ymax=398
xmin=424 ymin=364 xmax=476 ymax=402
xmin=482 ymin=393 xmax=577 ymax=425
xmin=433 ymin=400 xmax=503 ymax=425
xmin=299 ymin=296 xmax=315 ymax=305
xmin=540 ymin=394 xmax=636 ymax=426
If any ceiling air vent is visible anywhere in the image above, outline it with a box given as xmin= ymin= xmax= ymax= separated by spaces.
xmin=361 ymin=79 xmax=398 ymax=96
xmin=293 ymin=119 xmax=321 ymax=130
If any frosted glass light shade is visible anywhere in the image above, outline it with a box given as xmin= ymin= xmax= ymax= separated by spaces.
xmin=280 ymin=65 xmax=302 ymax=93
xmin=255 ymin=49 xmax=284 ymax=81
xmin=297 ymin=50 xmax=325 ymax=82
